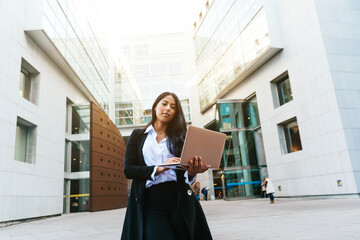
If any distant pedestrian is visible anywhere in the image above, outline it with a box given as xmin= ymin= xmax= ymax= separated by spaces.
xmin=201 ymin=186 xmax=209 ymax=201
xmin=265 ymin=177 xmax=275 ymax=204
xmin=191 ymin=180 xmax=200 ymax=200
xmin=261 ymin=178 xmax=267 ymax=198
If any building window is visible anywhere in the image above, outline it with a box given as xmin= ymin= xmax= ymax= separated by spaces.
xmin=19 ymin=58 xmax=39 ymax=104
xmin=72 ymin=105 xmax=90 ymax=134
xmin=115 ymin=102 xmax=134 ymax=126
xmin=217 ymin=97 xmax=260 ymax=130
xmin=277 ymin=77 xmax=293 ymax=105
xmin=180 ymin=99 xmax=191 ymax=122
xmin=271 ymin=72 xmax=293 ymax=108
xmin=19 ymin=68 xmax=31 ymax=100
xmin=14 ymin=117 xmax=37 ymax=163
xmin=278 ymin=118 xmax=302 ymax=154
xmin=71 ymin=141 xmax=90 ymax=172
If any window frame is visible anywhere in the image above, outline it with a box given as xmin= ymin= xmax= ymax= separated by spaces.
xmin=19 ymin=58 xmax=40 ymax=105
xmin=277 ymin=117 xmax=303 ymax=154
xmin=14 ymin=117 xmax=37 ymax=164
xmin=271 ymin=71 xmax=293 ymax=108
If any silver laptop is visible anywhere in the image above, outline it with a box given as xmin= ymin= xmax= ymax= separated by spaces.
xmin=158 ymin=126 xmax=226 ymax=169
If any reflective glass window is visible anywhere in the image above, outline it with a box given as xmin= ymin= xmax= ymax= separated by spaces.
xmin=282 ymin=119 xmax=302 ymax=153
xmin=19 ymin=59 xmax=39 ymax=104
xmin=63 ymin=180 xmax=67 ymax=214
xmin=70 ymin=179 xmax=89 ymax=213
xmin=42 ymin=0 xmax=110 ymax=110
xmin=224 ymin=169 xmax=261 ymax=198
xmin=72 ymin=105 xmax=90 ymax=134
xmin=222 ymin=131 xmax=258 ymax=169
xmin=71 ymin=141 xmax=90 ymax=172
xmin=116 ymin=117 xmax=134 ymax=126
xmin=14 ymin=118 xmax=37 ymax=164
xmin=117 ymin=33 xmax=191 ymax=127
xmin=242 ymin=99 xmax=260 ymax=128
xmin=14 ymin=122 xmax=28 ymax=162
xmin=217 ymin=99 xmax=260 ymax=130
xmin=64 ymin=141 xmax=68 ymax=172
xmin=19 ymin=69 xmax=31 ymax=101
xmin=277 ymin=77 xmax=293 ymax=105
xmin=215 ymin=97 xmax=265 ymax=199
xmin=195 ymin=0 xmax=268 ymax=111
xmin=181 ymin=99 xmax=191 ymax=122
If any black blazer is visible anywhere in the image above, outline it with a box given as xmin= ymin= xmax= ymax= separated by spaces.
xmin=121 ymin=128 xmax=212 ymax=240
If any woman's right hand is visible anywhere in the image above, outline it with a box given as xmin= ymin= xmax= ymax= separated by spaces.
xmin=155 ymin=157 xmax=180 ymax=175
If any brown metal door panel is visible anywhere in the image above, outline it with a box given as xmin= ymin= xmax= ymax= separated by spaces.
xmin=90 ymin=102 xmax=128 ymax=212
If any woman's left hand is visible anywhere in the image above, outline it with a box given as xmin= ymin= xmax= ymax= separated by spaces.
xmin=182 ymin=156 xmax=210 ymax=179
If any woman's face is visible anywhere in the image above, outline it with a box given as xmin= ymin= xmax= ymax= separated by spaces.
xmin=154 ymin=95 xmax=176 ymax=124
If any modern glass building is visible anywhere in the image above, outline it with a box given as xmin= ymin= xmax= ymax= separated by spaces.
xmin=116 ymin=33 xmax=192 ymax=132
xmin=194 ymin=0 xmax=281 ymax=113
xmin=114 ymin=59 xmax=144 ymax=127
xmin=26 ymin=0 xmax=111 ymax=112
xmin=191 ymin=0 xmax=281 ymax=199
xmin=190 ymin=0 xmax=360 ymax=199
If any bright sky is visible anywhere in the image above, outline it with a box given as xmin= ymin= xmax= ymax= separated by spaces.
xmin=93 ymin=0 xmax=194 ymax=38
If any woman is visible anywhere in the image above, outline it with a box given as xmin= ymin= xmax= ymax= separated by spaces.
xmin=261 ymin=178 xmax=267 ymax=198
xmin=121 ymin=92 xmax=212 ymax=240
xmin=265 ymin=177 xmax=275 ymax=204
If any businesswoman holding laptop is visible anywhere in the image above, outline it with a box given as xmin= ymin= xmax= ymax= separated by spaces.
xmin=121 ymin=92 xmax=212 ymax=240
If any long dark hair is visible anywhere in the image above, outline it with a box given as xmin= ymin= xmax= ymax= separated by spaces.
xmin=145 ymin=92 xmax=187 ymax=156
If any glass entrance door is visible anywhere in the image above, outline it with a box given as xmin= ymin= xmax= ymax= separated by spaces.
xmin=216 ymin=97 xmax=265 ymax=199
xmin=70 ymin=179 xmax=90 ymax=213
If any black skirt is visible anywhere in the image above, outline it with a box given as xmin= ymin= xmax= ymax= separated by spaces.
xmin=143 ymin=181 xmax=190 ymax=240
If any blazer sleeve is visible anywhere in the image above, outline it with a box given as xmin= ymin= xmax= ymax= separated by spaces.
xmin=124 ymin=129 xmax=155 ymax=181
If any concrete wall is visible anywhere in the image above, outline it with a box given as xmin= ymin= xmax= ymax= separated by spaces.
xmin=0 ymin=0 xmax=90 ymax=222
xmin=314 ymin=0 xmax=360 ymax=193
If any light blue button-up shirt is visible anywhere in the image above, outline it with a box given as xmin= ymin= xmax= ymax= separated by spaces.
xmin=143 ymin=125 xmax=194 ymax=188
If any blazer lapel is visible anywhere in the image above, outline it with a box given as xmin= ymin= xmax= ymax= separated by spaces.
xmin=138 ymin=131 xmax=148 ymax=166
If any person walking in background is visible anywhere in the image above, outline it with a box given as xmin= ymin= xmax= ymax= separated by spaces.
xmin=265 ymin=177 xmax=275 ymax=204
xmin=201 ymin=186 xmax=209 ymax=201
xmin=191 ymin=180 xmax=200 ymax=200
xmin=261 ymin=178 xmax=267 ymax=198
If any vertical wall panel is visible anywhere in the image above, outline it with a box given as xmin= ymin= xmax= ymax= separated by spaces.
xmin=90 ymin=102 xmax=127 ymax=211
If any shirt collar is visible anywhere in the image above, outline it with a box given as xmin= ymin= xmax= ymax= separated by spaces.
xmin=144 ymin=125 xmax=168 ymax=143
xmin=144 ymin=124 xmax=154 ymax=134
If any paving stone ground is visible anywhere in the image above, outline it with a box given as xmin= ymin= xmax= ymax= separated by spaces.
xmin=1 ymin=197 xmax=359 ymax=240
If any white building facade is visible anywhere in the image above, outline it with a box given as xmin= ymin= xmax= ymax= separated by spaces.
xmin=0 ymin=0 xmax=112 ymax=222
xmin=189 ymin=0 xmax=360 ymax=199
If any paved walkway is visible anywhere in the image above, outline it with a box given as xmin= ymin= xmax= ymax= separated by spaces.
xmin=0 ymin=198 xmax=360 ymax=239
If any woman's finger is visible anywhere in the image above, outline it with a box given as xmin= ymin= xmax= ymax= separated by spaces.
xmin=194 ymin=156 xmax=198 ymax=170
xmin=197 ymin=156 xmax=203 ymax=171
xmin=201 ymin=164 xmax=210 ymax=172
